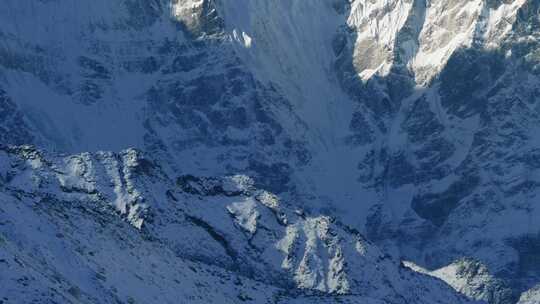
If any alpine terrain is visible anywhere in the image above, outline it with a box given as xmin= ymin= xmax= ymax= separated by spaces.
xmin=0 ymin=0 xmax=539 ymax=303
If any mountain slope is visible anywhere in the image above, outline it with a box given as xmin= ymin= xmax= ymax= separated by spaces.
xmin=0 ymin=0 xmax=539 ymax=303
xmin=0 ymin=145 xmax=476 ymax=303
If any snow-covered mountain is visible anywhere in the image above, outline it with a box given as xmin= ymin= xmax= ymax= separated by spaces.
xmin=0 ymin=145 xmax=476 ymax=303
xmin=0 ymin=0 xmax=539 ymax=303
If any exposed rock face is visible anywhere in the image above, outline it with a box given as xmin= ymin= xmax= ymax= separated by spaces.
xmin=334 ymin=2 xmax=540 ymax=301
xmin=0 ymin=146 xmax=474 ymax=303
xmin=1 ymin=0 xmax=540 ymax=303
xmin=405 ymin=259 xmax=516 ymax=304
xmin=518 ymin=284 xmax=540 ymax=304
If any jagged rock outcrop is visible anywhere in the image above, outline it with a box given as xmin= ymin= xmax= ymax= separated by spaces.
xmin=405 ymin=259 xmax=516 ymax=304
xmin=0 ymin=145 xmax=476 ymax=303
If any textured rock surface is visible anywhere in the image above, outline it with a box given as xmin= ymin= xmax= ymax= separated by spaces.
xmin=1 ymin=0 xmax=539 ymax=303
xmin=0 ymin=146 xmax=474 ymax=303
